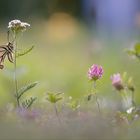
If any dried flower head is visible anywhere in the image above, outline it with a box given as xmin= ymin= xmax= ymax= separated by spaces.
xmin=88 ymin=64 xmax=103 ymax=81
xmin=8 ymin=19 xmax=30 ymax=32
xmin=111 ymin=73 xmax=124 ymax=90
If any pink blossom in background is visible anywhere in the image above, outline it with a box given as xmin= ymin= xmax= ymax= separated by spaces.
xmin=111 ymin=73 xmax=124 ymax=90
xmin=88 ymin=64 xmax=103 ymax=81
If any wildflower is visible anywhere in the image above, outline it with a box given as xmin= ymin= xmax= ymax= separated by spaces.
xmin=111 ymin=73 xmax=124 ymax=90
xmin=8 ymin=19 xmax=30 ymax=32
xmin=88 ymin=64 xmax=103 ymax=81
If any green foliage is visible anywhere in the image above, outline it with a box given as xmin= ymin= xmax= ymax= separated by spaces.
xmin=87 ymin=94 xmax=93 ymax=101
xmin=135 ymin=43 xmax=140 ymax=54
xmin=46 ymin=92 xmax=64 ymax=104
xmin=16 ymin=45 xmax=34 ymax=57
xmin=127 ymin=43 xmax=140 ymax=59
xmin=122 ymin=72 xmax=127 ymax=83
xmin=68 ymin=100 xmax=80 ymax=110
xmin=122 ymin=72 xmax=135 ymax=92
xmin=22 ymin=97 xmax=37 ymax=108
xmin=17 ymin=82 xmax=38 ymax=99
xmin=127 ymin=50 xmax=136 ymax=55
xmin=127 ymin=77 xmax=135 ymax=92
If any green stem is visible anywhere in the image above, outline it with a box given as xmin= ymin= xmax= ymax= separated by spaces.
xmin=54 ymin=103 xmax=61 ymax=124
xmin=121 ymin=90 xmax=129 ymax=108
xmin=14 ymin=32 xmax=19 ymax=107
xmin=131 ymin=91 xmax=136 ymax=107
xmin=93 ymin=81 xmax=101 ymax=114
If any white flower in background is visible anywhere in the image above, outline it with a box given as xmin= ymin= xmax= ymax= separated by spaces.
xmin=126 ymin=106 xmax=135 ymax=114
xmin=8 ymin=19 xmax=30 ymax=32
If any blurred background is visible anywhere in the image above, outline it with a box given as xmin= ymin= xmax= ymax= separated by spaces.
xmin=0 ymin=0 xmax=140 ymax=107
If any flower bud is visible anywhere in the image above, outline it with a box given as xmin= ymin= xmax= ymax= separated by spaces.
xmin=88 ymin=64 xmax=103 ymax=81
xmin=111 ymin=73 xmax=124 ymax=91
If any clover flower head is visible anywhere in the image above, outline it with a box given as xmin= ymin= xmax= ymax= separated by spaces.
xmin=88 ymin=64 xmax=103 ymax=81
xmin=111 ymin=73 xmax=124 ymax=90
xmin=8 ymin=19 xmax=30 ymax=32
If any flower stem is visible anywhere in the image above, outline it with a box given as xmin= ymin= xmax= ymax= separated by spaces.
xmin=131 ymin=91 xmax=136 ymax=107
xmin=121 ymin=90 xmax=129 ymax=108
xmin=13 ymin=33 xmax=19 ymax=107
xmin=54 ymin=103 xmax=61 ymax=125
xmin=93 ymin=81 xmax=101 ymax=114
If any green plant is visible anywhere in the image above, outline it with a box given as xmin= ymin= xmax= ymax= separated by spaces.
xmin=7 ymin=19 xmax=38 ymax=108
